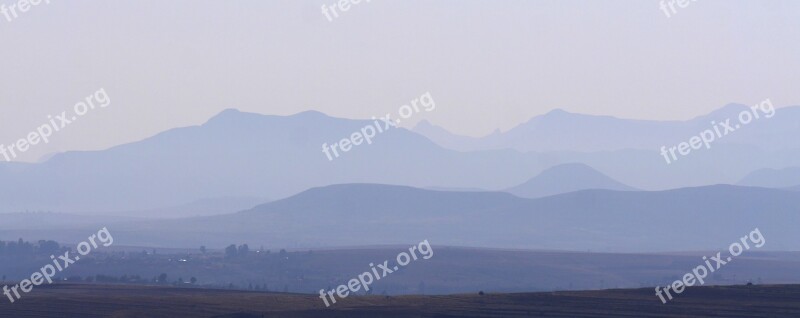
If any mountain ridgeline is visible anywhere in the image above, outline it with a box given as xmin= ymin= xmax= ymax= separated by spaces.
xmin=1 ymin=105 xmax=799 ymax=214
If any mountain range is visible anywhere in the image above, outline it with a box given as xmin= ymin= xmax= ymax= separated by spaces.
xmin=0 ymin=104 xmax=798 ymax=214
xmin=414 ymin=104 xmax=800 ymax=153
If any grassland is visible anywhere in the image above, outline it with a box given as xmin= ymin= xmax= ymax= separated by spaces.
xmin=1 ymin=283 xmax=799 ymax=317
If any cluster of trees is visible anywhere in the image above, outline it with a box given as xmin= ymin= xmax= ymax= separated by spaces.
xmin=0 ymin=239 xmax=65 ymax=256
xmin=155 ymin=273 xmax=198 ymax=285
xmin=218 ymin=282 xmax=270 ymax=291
xmin=223 ymin=243 xmax=288 ymax=259
xmin=225 ymin=244 xmax=251 ymax=258
xmin=58 ymin=274 xmax=198 ymax=286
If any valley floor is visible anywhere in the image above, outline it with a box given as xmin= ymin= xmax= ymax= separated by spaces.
xmin=1 ymin=283 xmax=799 ymax=317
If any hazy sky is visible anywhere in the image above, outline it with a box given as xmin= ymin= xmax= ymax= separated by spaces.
xmin=1 ymin=0 xmax=798 ymax=162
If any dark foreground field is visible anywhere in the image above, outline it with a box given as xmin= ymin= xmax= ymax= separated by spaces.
xmin=1 ymin=284 xmax=800 ymax=317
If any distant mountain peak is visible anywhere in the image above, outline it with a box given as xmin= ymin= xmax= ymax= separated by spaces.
xmin=523 ymin=108 xmax=616 ymax=126
xmin=414 ymin=119 xmax=435 ymax=129
xmin=506 ymin=163 xmax=636 ymax=198
xmin=530 ymin=108 xmax=575 ymax=122
xmin=203 ymin=109 xmax=333 ymax=128
xmin=720 ymin=103 xmax=750 ymax=111
xmin=545 ymin=108 xmax=571 ymax=116
xmin=214 ymin=108 xmax=246 ymax=118
xmin=692 ymin=103 xmax=750 ymax=121
xmin=738 ymin=166 xmax=800 ymax=188
xmin=219 ymin=107 xmax=242 ymax=114
xmin=412 ymin=119 xmax=479 ymax=143
xmin=291 ymin=110 xmax=331 ymax=118
xmin=545 ymin=162 xmax=599 ymax=172
xmin=205 ymin=108 xmax=251 ymax=124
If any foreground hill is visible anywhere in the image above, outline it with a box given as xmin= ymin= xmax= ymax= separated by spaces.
xmin=2 ymin=283 xmax=799 ymax=317
xmin=5 ymin=246 xmax=797 ymax=295
xmin=5 ymin=183 xmax=799 ymax=252
xmin=505 ymin=163 xmax=637 ymax=198
xmin=126 ymin=184 xmax=800 ymax=251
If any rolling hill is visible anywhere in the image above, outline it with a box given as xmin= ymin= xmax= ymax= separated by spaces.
xmin=5 ymin=183 xmax=797 ymax=253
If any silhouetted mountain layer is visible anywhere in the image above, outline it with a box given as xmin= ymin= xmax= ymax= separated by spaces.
xmin=7 ymin=184 xmax=795 ymax=253
xmin=414 ymin=104 xmax=800 ymax=153
xmin=0 ymin=110 xmax=548 ymax=212
xmin=2 ymin=107 xmax=800 ymax=214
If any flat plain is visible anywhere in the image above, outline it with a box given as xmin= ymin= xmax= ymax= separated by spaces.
xmin=1 ymin=283 xmax=799 ymax=317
